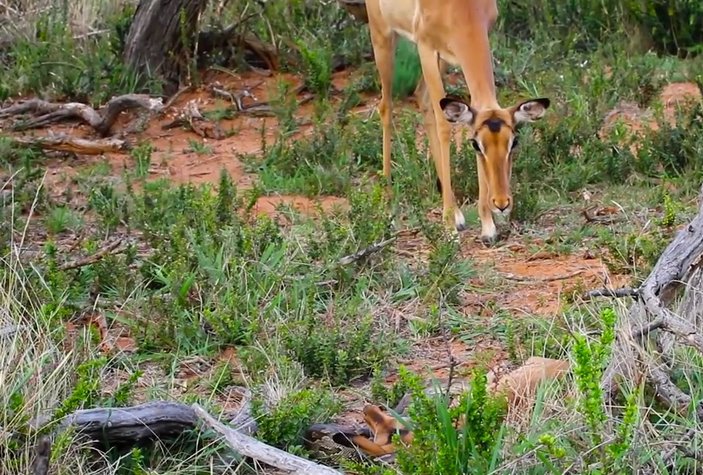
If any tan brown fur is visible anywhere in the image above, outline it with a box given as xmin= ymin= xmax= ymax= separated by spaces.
xmin=366 ymin=0 xmax=550 ymax=244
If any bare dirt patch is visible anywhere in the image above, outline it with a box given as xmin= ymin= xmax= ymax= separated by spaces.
xmin=599 ymin=82 xmax=702 ymax=154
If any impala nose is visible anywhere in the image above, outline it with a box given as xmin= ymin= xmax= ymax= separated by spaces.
xmin=493 ymin=198 xmax=511 ymax=212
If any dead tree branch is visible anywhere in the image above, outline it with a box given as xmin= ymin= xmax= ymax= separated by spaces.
xmin=58 ymin=239 xmax=126 ymax=271
xmin=338 ymin=235 xmax=397 ymax=266
xmin=193 ymin=404 xmax=342 ymax=475
xmin=603 ymin=183 xmax=703 ymax=421
xmin=581 ymin=287 xmax=640 ymax=300
xmin=30 ymin=436 xmax=51 ymax=475
xmin=5 ymin=134 xmax=129 ymax=155
xmin=1 ymin=94 xmax=163 ymax=136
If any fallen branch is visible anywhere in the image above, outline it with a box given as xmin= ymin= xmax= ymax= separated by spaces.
xmin=338 ymin=236 xmax=397 ymax=266
xmin=32 ymin=391 xmax=254 ymax=448
xmin=581 ymin=287 xmax=639 ymax=300
xmin=1 ymin=94 xmax=163 ymax=136
xmin=59 ymin=240 xmax=126 ymax=271
xmin=56 ymin=401 xmax=197 ymax=446
xmin=193 ymin=403 xmax=342 ymax=475
xmin=500 ymin=269 xmax=584 ymax=283
xmin=603 ymin=182 xmax=703 ymax=422
xmin=6 ymin=134 xmax=129 ymax=155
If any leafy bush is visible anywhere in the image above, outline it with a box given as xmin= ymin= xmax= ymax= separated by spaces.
xmin=396 ymin=371 xmax=508 ymax=474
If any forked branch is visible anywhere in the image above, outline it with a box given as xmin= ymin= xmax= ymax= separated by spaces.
xmin=603 ymin=183 xmax=703 ymax=421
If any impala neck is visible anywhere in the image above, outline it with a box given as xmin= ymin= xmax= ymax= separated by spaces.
xmin=452 ymin=26 xmax=499 ymax=111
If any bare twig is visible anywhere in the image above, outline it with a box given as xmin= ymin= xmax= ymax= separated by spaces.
xmin=193 ymin=404 xmax=342 ymax=475
xmin=338 ymin=235 xmax=397 ymax=266
xmin=59 ymin=240 xmax=125 ymax=271
xmin=581 ymin=287 xmax=639 ymax=300
xmin=500 ymin=269 xmax=584 ymax=283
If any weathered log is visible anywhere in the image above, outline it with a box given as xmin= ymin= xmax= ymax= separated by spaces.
xmin=6 ymin=135 xmax=128 ymax=155
xmin=50 ymin=389 xmax=255 ymax=447
xmin=60 ymin=401 xmax=198 ymax=446
xmin=192 ymin=403 xmax=343 ymax=475
xmin=603 ymin=183 xmax=703 ymax=421
xmin=123 ymin=0 xmax=210 ymax=96
xmin=1 ymin=94 xmax=163 ymax=136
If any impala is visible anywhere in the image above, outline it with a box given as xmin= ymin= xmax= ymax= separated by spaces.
xmin=365 ymin=0 xmax=550 ymax=245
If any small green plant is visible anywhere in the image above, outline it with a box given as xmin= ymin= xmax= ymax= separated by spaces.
xmin=252 ymin=387 xmax=340 ymax=451
xmin=52 ymin=357 xmax=108 ymax=422
xmin=295 ymin=38 xmax=333 ymax=97
xmin=396 ymin=370 xmax=508 ymax=474
xmin=370 ymin=365 xmax=423 ymax=409
xmin=392 ymin=37 xmax=422 ymax=99
xmin=45 ymin=206 xmax=81 ymax=234
xmin=131 ymin=142 xmax=153 ymax=178
xmin=187 ymin=139 xmax=212 ymax=155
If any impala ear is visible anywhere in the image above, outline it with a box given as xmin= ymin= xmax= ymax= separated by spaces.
xmin=440 ymin=97 xmax=476 ymax=124
xmin=513 ymin=97 xmax=550 ymax=123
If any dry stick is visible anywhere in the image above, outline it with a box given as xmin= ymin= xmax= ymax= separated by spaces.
xmin=7 ymin=135 xmax=128 ymax=155
xmin=192 ymin=404 xmax=343 ymax=475
xmin=500 ymin=269 xmax=583 ymax=283
xmin=337 ymin=235 xmax=398 ymax=266
xmin=581 ymin=287 xmax=640 ymax=300
xmin=59 ymin=240 xmax=125 ymax=271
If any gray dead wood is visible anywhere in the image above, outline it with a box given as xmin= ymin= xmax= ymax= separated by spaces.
xmin=603 ymin=183 xmax=703 ymax=429
xmin=193 ymin=403 xmax=343 ymax=475
xmin=49 ymin=389 xmax=256 ymax=447
xmin=1 ymin=94 xmax=163 ymax=136
xmin=338 ymin=235 xmax=397 ymax=265
xmin=59 ymin=401 xmax=198 ymax=446
xmin=581 ymin=287 xmax=640 ymax=300
xmin=6 ymin=135 xmax=128 ymax=155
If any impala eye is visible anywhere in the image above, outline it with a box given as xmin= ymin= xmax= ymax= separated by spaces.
xmin=471 ymin=139 xmax=481 ymax=152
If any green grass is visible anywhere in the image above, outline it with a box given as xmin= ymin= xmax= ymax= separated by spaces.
xmin=2 ymin=0 xmax=703 ymax=473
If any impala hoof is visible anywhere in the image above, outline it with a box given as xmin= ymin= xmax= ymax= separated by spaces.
xmin=480 ymin=234 xmax=498 ymax=247
xmin=454 ymin=209 xmax=466 ymax=232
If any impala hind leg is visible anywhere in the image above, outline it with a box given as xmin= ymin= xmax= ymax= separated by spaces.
xmin=367 ymin=23 xmax=396 ymax=186
xmin=416 ymin=46 xmax=464 ymax=232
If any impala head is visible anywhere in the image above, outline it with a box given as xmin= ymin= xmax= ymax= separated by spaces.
xmin=440 ymin=96 xmax=550 ymax=216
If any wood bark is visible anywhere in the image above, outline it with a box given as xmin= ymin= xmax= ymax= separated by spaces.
xmin=51 ymin=393 xmax=255 ymax=446
xmin=123 ymin=0 xmax=210 ymax=96
xmin=0 ymin=94 xmax=163 ymax=136
xmin=603 ymin=183 xmax=703 ymax=422
xmin=193 ymin=404 xmax=343 ymax=475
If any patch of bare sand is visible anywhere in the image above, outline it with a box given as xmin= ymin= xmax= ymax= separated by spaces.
xmin=598 ymin=82 xmax=702 ymax=154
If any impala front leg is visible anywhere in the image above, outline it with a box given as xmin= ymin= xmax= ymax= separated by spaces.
xmin=417 ymin=45 xmax=465 ymax=232
xmin=476 ymin=155 xmax=497 ymax=245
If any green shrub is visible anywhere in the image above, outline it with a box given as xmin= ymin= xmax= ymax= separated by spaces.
xmin=252 ymin=387 xmax=341 ymax=451
xmin=396 ymin=371 xmax=508 ymax=474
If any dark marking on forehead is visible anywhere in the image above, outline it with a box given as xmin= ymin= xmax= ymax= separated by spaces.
xmin=484 ymin=117 xmax=504 ymax=133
